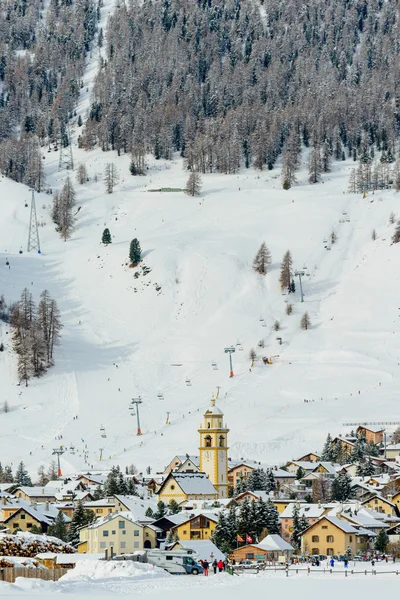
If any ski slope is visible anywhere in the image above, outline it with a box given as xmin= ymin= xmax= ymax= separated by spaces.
xmin=1 ymin=144 xmax=400 ymax=477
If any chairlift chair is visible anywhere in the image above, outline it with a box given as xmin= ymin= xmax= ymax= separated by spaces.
xmin=185 ymin=378 xmax=192 ymax=386
xmin=212 ymin=361 xmax=218 ymax=370
xmin=100 ymin=425 xmax=106 ymax=438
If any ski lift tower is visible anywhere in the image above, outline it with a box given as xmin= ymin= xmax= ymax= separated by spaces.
xmin=294 ymin=270 xmax=305 ymax=303
xmin=224 ymin=346 xmax=236 ymax=377
xmin=52 ymin=447 xmax=65 ymax=477
xmin=58 ymin=118 xmax=74 ymax=172
xmin=27 ymin=190 xmax=41 ymax=253
xmin=130 ymin=396 xmax=143 ymax=435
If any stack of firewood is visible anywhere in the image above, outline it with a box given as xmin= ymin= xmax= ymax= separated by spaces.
xmin=0 ymin=533 xmax=74 ymax=557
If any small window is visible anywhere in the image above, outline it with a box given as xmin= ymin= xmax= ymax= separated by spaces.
xmin=183 ymin=530 xmax=187 ymax=535
xmin=27 ymin=523 xmax=32 ymax=528
xmin=166 ymin=556 xmax=173 ymax=561
xmin=327 ymin=548 xmax=334 ymax=556
xmin=134 ymin=530 xmax=139 ymax=536
xmin=134 ymin=542 xmax=139 ymax=548
xmin=21 ymin=514 xmax=26 ymax=520
xmin=312 ymin=535 xmax=319 ymax=543
xmin=103 ymin=531 xmax=109 ymax=537
xmin=171 ymin=485 xmax=175 ymax=490
xmin=97 ymin=509 xmax=102 ymax=514
xmin=14 ymin=523 xmax=19 ymax=528
xmin=122 ymin=530 xmax=126 ymax=535
xmin=119 ymin=521 xmax=125 ymax=529
xmin=349 ymin=536 xmax=352 ymax=542
xmin=120 ymin=542 xmax=126 ymax=549
xmin=246 ymin=553 xmax=254 ymax=559
xmin=322 ymin=526 xmax=328 ymax=529
xmin=100 ymin=542 xmax=106 ymax=549
xmin=327 ymin=536 xmax=334 ymax=543
xmin=312 ymin=548 xmax=319 ymax=555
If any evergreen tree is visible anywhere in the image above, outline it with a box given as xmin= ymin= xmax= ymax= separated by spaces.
xmin=321 ymin=433 xmax=336 ymax=462
xmin=212 ymin=512 xmax=232 ymax=554
xmin=375 ymin=529 xmax=389 ymax=553
xmin=103 ymin=466 xmax=121 ymax=496
xmin=308 ymin=144 xmax=322 ymax=183
xmin=153 ymin=501 xmax=167 ymax=520
xmin=14 ymin=461 xmax=32 ymax=486
xmin=226 ymin=503 xmax=238 ymax=550
xmin=290 ymin=505 xmax=309 ymax=551
xmin=49 ymin=511 xmax=68 ymax=541
xmin=36 ymin=465 xmax=49 ymax=486
xmin=129 ymin=238 xmax=141 ymax=265
xmin=102 ymin=228 xmax=112 ymax=244
xmin=296 ymin=466 xmax=306 ymax=480
xmin=3 ymin=466 xmax=14 ymax=483
xmin=168 ymin=499 xmax=181 ymax=514
xmin=330 ymin=473 xmax=353 ymax=502
xmin=252 ymin=243 xmax=272 ymax=275
xmin=264 ymin=499 xmax=281 ymax=535
xmin=29 ymin=525 xmax=42 ymax=535
xmin=145 ymin=507 xmax=154 ymax=518
xmin=265 ymin=469 xmax=276 ymax=494
xmin=363 ymin=456 xmax=375 ymax=476
xmin=280 ymin=251 xmax=293 ymax=292
xmin=104 ymin=163 xmax=119 ymax=194
xmin=68 ymin=500 xmax=95 ymax=546
xmin=247 ymin=468 xmax=267 ymax=491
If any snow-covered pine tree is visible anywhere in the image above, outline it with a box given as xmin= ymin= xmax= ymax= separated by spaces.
xmin=129 ymin=238 xmax=141 ymax=265
xmin=252 ymin=242 xmax=272 ymax=275
xmin=290 ymin=505 xmax=309 ymax=550
xmin=330 ymin=473 xmax=353 ymax=501
xmin=14 ymin=461 xmax=32 ymax=486
xmin=49 ymin=511 xmax=68 ymax=542
xmin=321 ymin=433 xmax=336 ymax=462
xmin=265 ymin=469 xmax=276 ymax=494
xmin=68 ymin=500 xmax=95 ymax=546
xmin=247 ymin=468 xmax=267 ymax=491
xmin=168 ymin=500 xmax=181 ymax=514
xmin=102 ymin=228 xmax=112 ymax=244
xmin=104 ymin=163 xmax=119 ymax=194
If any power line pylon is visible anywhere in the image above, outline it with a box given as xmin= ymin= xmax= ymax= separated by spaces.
xmin=27 ymin=190 xmax=41 ymax=253
xmin=58 ymin=121 xmax=74 ymax=171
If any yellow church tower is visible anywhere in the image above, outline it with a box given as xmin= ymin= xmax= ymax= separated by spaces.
xmin=198 ymin=396 xmax=229 ymax=498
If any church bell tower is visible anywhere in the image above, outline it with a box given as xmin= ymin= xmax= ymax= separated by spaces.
xmin=199 ymin=396 xmax=229 ymax=498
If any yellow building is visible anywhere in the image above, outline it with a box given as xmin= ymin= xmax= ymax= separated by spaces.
xmin=157 ymin=472 xmax=218 ymax=505
xmin=3 ymin=504 xmax=71 ymax=534
xmin=361 ymin=494 xmax=396 ymax=515
xmin=78 ymin=512 xmax=158 ymax=555
xmin=171 ymin=513 xmax=218 ymax=540
xmin=301 ymin=516 xmax=373 ymax=557
xmin=392 ymin=491 xmax=400 ymax=511
xmin=198 ymin=397 xmax=229 ymax=498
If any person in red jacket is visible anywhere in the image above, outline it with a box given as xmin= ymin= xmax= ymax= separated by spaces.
xmin=217 ymin=559 xmax=224 ymax=572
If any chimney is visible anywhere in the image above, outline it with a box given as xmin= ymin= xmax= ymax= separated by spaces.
xmin=1 ymin=497 xmax=6 ymax=506
xmin=45 ymin=501 xmax=49 ymax=511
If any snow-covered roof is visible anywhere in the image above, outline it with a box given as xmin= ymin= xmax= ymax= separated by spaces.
xmin=2 ymin=498 xmax=71 ymax=525
xmin=323 ymin=516 xmax=359 ymax=533
xmin=114 ymin=495 xmax=157 ymax=521
xmin=280 ymin=503 xmax=326 ymax=519
xmin=258 ymin=534 xmax=294 ymax=552
xmin=171 ymin=540 xmax=226 ymax=561
xmin=87 ymin=511 xmax=143 ymax=530
xmin=171 ymin=511 xmax=219 ymax=527
xmin=272 ymin=469 xmax=296 ymax=478
xmin=14 ymin=487 xmax=56 ymax=497
xmin=167 ymin=473 xmax=217 ymax=495
xmin=357 ymin=425 xmax=384 ymax=433
xmin=314 ymin=462 xmax=341 ymax=475
xmin=286 ymin=461 xmax=319 ymax=471
xmin=175 ymin=455 xmax=200 ymax=467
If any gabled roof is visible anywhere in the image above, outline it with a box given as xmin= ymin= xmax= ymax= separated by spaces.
xmin=361 ymin=493 xmax=395 ymax=507
xmin=14 ymin=487 xmax=56 ymax=498
xmin=357 ymin=425 xmax=384 ymax=434
xmin=114 ymin=495 xmax=157 ymax=521
xmin=159 ymin=473 xmax=217 ymax=496
xmin=171 ymin=512 xmax=219 ymax=529
xmin=86 ymin=511 xmax=143 ymax=530
xmin=258 ymin=534 xmax=294 ymax=552
xmin=280 ymin=503 xmax=326 ymax=519
xmin=4 ymin=506 xmax=52 ymax=526
xmin=313 ymin=462 xmax=340 ymax=475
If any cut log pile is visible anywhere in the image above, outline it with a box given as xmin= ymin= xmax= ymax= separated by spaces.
xmin=0 ymin=532 xmax=74 ymax=557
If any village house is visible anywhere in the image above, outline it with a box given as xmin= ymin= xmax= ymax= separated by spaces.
xmin=284 ymin=461 xmax=320 ymax=475
xmin=332 ymin=437 xmax=355 ymax=461
xmin=163 ymin=456 xmax=200 ymax=475
xmin=157 ymin=472 xmax=218 ymax=505
xmin=356 ymin=425 xmax=384 ymax=445
xmin=361 ymin=494 xmax=397 ymax=516
xmin=13 ymin=487 xmax=57 ymax=503
xmin=300 ymin=515 xmax=375 ymax=557
xmin=78 ymin=512 xmax=158 ymax=555
xmin=296 ymin=453 xmax=321 ymax=463
xmin=2 ymin=502 xmax=71 ymax=534
xmin=385 ymin=444 xmax=400 ymax=459
xmin=170 ymin=512 xmax=218 ymax=541
xmin=230 ymin=534 xmax=294 ymax=563
xmin=227 ymin=462 xmax=256 ymax=487
xmin=280 ymin=503 xmax=329 ymax=542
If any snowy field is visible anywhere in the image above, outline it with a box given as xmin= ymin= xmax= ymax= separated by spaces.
xmin=1 ymin=145 xmax=400 ymax=475
xmin=0 ymin=561 xmax=399 ymax=599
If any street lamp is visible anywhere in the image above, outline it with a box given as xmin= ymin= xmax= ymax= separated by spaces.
xmin=224 ymin=347 xmax=236 ymax=377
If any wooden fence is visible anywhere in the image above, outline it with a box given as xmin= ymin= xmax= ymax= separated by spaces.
xmin=0 ymin=568 xmax=69 ymax=583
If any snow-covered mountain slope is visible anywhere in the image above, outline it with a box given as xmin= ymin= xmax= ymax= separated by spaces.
xmin=1 ymin=146 xmax=400 ymax=477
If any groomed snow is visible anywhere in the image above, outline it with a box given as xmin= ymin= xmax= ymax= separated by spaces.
xmin=1 ymin=148 xmax=400 ymax=476
xmin=0 ymin=562 xmax=399 ymax=598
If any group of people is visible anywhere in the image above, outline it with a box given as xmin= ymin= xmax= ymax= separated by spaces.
xmin=200 ymin=559 xmax=227 ymax=576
